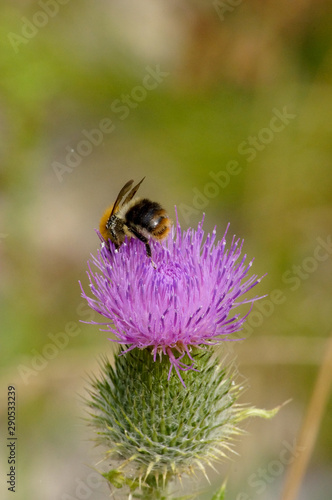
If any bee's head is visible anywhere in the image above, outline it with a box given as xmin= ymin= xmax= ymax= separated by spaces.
xmin=106 ymin=214 xmax=126 ymax=248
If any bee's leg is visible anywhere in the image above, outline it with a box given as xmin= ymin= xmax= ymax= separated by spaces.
xmin=145 ymin=243 xmax=156 ymax=268
xmin=125 ymin=223 xmax=156 ymax=268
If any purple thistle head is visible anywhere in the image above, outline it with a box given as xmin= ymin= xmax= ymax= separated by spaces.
xmin=80 ymin=212 xmax=265 ymax=385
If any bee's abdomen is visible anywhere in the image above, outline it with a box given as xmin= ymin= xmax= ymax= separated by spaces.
xmin=126 ymin=199 xmax=171 ymax=240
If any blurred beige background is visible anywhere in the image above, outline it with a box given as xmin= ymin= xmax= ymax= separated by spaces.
xmin=1 ymin=1 xmax=332 ymax=499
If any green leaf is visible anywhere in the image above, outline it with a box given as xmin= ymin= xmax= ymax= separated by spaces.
xmin=211 ymin=480 xmax=227 ymax=500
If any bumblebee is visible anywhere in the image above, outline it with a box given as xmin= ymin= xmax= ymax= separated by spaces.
xmin=99 ymin=178 xmax=171 ymax=262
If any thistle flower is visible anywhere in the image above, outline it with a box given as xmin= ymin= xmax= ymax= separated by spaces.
xmin=80 ymin=214 xmax=264 ymax=386
xmin=82 ymin=213 xmax=279 ymax=498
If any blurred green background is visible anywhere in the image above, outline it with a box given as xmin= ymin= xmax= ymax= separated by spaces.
xmin=1 ymin=1 xmax=332 ymax=499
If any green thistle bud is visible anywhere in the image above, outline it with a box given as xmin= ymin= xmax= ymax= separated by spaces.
xmin=85 ymin=347 xmax=278 ymax=498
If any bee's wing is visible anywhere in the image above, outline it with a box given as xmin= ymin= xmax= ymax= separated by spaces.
xmin=123 ymin=177 xmax=145 ymax=205
xmin=110 ymin=180 xmax=134 ymax=216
